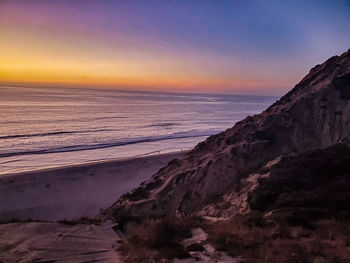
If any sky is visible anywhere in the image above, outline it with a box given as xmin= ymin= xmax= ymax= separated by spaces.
xmin=0 ymin=0 xmax=349 ymax=95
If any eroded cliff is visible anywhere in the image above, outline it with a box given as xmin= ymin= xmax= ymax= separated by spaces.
xmin=103 ymin=49 xmax=350 ymax=223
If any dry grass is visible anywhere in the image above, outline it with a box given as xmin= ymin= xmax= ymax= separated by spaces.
xmin=206 ymin=215 xmax=350 ymax=263
xmin=116 ymin=213 xmax=350 ymax=262
xmin=117 ymin=216 xmax=202 ymax=263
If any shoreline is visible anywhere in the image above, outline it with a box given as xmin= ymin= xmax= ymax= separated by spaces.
xmin=0 ymin=151 xmax=187 ymax=223
xmin=0 ymin=136 xmax=203 ymax=176
xmin=0 ymin=150 xmax=189 ymax=179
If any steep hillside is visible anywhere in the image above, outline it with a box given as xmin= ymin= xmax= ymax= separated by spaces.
xmin=103 ymin=49 xmax=350 ymax=223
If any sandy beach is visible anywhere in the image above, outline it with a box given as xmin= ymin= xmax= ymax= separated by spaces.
xmin=0 ymin=151 xmax=186 ymax=223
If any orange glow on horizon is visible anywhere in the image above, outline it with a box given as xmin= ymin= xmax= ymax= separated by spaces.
xmin=0 ymin=15 xmax=294 ymax=95
xmin=1 ymin=0 xmax=350 ymax=96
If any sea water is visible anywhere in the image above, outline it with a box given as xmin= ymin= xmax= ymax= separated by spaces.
xmin=0 ymin=86 xmax=277 ymax=174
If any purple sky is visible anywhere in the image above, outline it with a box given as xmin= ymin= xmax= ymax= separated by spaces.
xmin=1 ymin=0 xmax=350 ymax=95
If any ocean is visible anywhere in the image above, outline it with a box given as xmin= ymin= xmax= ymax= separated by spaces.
xmin=0 ymin=86 xmax=277 ymax=175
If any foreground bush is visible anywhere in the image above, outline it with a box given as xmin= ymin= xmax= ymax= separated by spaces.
xmin=117 ymin=216 xmax=202 ymax=262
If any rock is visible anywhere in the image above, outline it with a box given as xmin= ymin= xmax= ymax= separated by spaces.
xmin=102 ymin=49 xmax=350 ymax=223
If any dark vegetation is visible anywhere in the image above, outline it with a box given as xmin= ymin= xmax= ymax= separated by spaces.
xmin=248 ymin=144 xmax=350 ymax=222
xmin=118 ymin=213 xmax=350 ymax=262
xmin=333 ymin=73 xmax=350 ymax=99
xmin=117 ymin=216 xmax=202 ymax=263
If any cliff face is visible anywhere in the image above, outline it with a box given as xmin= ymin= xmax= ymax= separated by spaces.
xmin=103 ymin=49 xmax=350 ymax=222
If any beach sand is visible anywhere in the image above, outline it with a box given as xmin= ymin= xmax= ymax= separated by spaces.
xmin=0 ymin=152 xmax=186 ymax=262
xmin=0 ymin=151 xmax=186 ymax=222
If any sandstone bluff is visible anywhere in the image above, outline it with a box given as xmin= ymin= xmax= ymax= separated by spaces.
xmin=102 ymin=49 xmax=350 ymax=224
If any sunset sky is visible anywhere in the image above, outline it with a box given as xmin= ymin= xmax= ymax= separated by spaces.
xmin=1 ymin=0 xmax=349 ymax=95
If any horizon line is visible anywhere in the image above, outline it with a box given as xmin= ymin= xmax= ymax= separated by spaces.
xmin=0 ymin=81 xmax=285 ymax=97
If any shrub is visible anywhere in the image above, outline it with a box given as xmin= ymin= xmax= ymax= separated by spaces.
xmin=117 ymin=216 xmax=202 ymax=262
